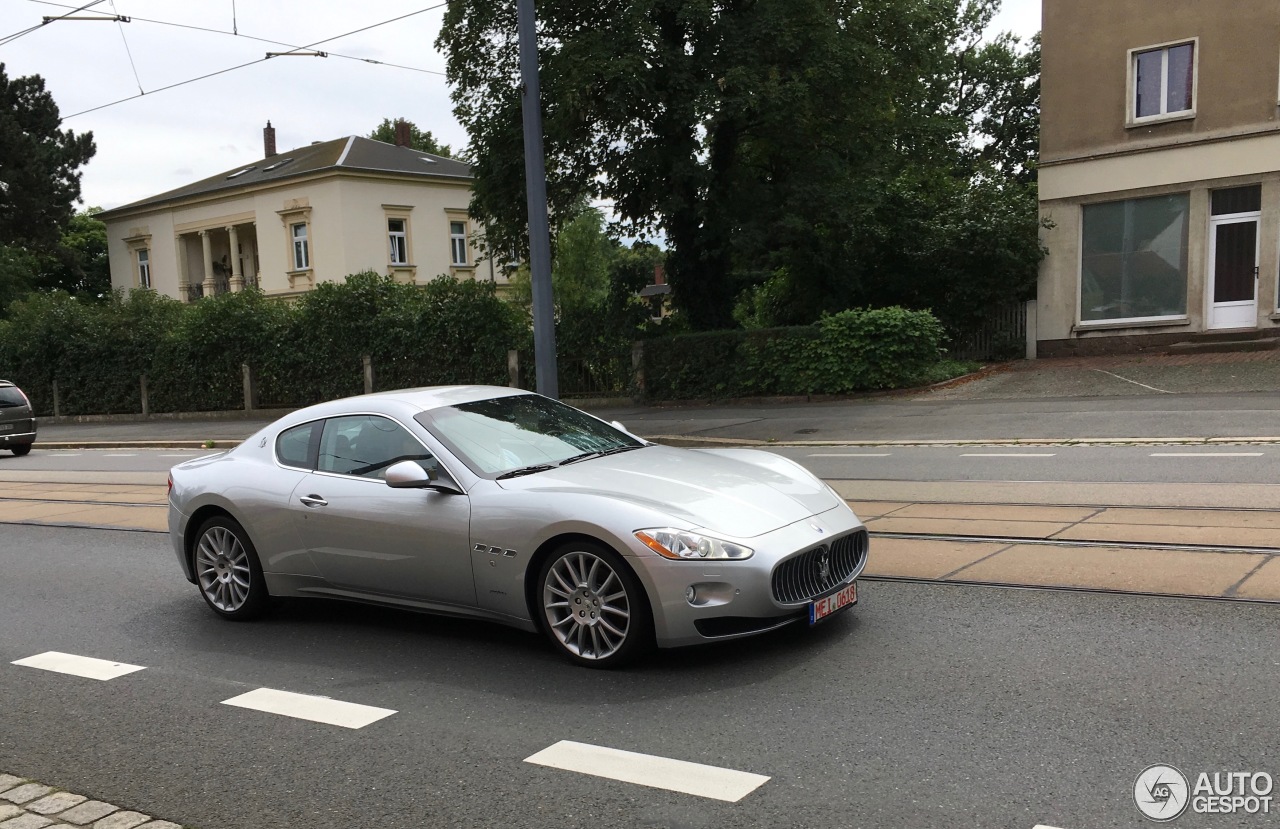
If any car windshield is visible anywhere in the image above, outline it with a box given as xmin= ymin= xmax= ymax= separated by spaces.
xmin=0 ymin=387 xmax=27 ymax=408
xmin=420 ymin=393 xmax=643 ymax=477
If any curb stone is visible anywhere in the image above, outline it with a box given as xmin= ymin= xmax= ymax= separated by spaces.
xmin=0 ymin=778 xmax=184 ymax=829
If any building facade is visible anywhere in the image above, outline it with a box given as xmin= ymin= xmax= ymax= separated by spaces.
xmin=97 ymin=124 xmax=507 ymax=301
xmin=1037 ymin=0 xmax=1280 ymax=355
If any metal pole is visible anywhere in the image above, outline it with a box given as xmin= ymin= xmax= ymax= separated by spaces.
xmin=517 ymin=0 xmax=558 ymax=398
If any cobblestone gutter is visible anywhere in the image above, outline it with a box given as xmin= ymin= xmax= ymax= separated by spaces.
xmin=0 ymin=775 xmax=184 ymax=829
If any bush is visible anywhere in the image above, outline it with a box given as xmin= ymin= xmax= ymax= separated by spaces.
xmin=645 ymin=306 xmax=946 ymax=399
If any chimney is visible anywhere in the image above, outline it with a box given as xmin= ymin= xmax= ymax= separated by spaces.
xmin=653 ymin=263 xmax=665 ymax=285
xmin=263 ymin=121 xmax=277 ymax=158
xmin=394 ymin=119 xmax=412 ymax=147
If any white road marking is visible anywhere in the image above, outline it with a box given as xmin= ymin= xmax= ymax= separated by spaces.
xmin=808 ymin=453 xmax=891 ymax=457
xmin=1033 ymin=825 xmax=1068 ymax=828
xmin=159 ymin=454 xmax=199 ymax=457
xmin=12 ymin=651 xmax=145 ymax=681
xmin=102 ymin=454 xmax=137 ymax=458
xmin=1150 ymin=452 xmax=1263 ymax=457
xmin=524 ymin=740 xmax=769 ymax=802
xmin=961 ymin=453 xmax=1057 ymax=457
xmin=1092 ymin=368 xmax=1172 ymax=394
xmin=221 ymin=688 xmax=396 ymax=729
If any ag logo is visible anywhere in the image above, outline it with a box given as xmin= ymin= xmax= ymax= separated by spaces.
xmin=1135 ymin=764 xmax=1190 ymax=822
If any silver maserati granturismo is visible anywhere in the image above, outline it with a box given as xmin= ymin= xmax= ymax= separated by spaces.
xmin=167 ymin=386 xmax=868 ymax=667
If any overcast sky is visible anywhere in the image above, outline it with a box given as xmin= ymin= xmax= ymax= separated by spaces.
xmin=2 ymin=0 xmax=1041 ymax=213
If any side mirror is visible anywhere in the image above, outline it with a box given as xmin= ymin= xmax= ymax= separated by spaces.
xmin=385 ymin=460 xmax=463 ymax=494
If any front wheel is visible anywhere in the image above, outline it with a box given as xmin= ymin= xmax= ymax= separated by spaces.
xmin=193 ymin=515 xmax=268 ymax=620
xmin=538 ymin=541 xmax=653 ymax=668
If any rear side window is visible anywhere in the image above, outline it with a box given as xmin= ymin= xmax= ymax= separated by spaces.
xmin=0 ymin=387 xmax=27 ymax=407
xmin=275 ymin=422 xmax=319 ymax=468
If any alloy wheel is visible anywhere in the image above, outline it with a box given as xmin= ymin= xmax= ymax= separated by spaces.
xmin=196 ymin=525 xmax=254 ymax=613
xmin=542 ymin=550 xmax=632 ymax=661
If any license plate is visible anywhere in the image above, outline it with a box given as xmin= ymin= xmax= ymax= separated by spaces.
xmin=0 ymin=423 xmax=11 ymax=432
xmin=809 ymin=581 xmax=857 ymax=625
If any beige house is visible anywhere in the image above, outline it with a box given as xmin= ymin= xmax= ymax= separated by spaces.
xmin=1037 ymin=0 xmax=1280 ymax=355
xmin=98 ymin=123 xmax=507 ymax=301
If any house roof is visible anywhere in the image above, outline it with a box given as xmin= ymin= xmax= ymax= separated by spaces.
xmin=97 ymin=136 xmax=471 ymax=219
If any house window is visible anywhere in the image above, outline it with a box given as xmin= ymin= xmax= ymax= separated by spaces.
xmin=1133 ymin=42 xmax=1195 ymax=121
xmin=137 ymin=248 xmax=151 ymax=289
xmin=291 ymin=222 xmax=309 ymax=270
xmin=450 ymin=221 xmax=468 ymax=266
xmin=1080 ymin=194 xmax=1189 ymax=323
xmin=389 ymin=218 xmax=408 ymax=265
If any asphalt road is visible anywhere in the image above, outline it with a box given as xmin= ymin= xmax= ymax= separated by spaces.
xmin=2 ymin=523 xmax=1277 ymax=829
xmin=7 ymin=444 xmax=1280 ymax=487
xmin=30 ymin=389 xmax=1280 ymax=447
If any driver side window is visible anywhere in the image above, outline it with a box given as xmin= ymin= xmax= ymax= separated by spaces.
xmin=318 ymin=415 xmax=436 ymax=480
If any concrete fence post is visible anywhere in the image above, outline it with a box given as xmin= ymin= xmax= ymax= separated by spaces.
xmin=363 ymin=355 xmax=374 ymax=395
xmin=508 ymin=349 xmax=520 ymax=388
xmin=631 ymin=341 xmax=645 ymax=402
xmin=52 ymin=380 xmax=60 ymax=418
xmin=1024 ymin=299 xmax=1038 ymax=360
xmin=140 ymin=374 xmax=149 ymax=417
xmin=242 ymin=363 xmax=257 ymax=412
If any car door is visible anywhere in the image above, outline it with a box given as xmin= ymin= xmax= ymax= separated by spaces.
xmin=289 ymin=414 xmax=476 ymax=607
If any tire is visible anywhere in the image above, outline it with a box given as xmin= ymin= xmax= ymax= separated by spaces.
xmin=192 ymin=515 xmax=269 ymax=620
xmin=10 ymin=444 xmax=31 ymax=456
xmin=537 ymin=540 xmax=653 ymax=668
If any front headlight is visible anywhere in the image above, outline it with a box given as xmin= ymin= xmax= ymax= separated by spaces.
xmin=634 ymin=528 xmax=754 ymax=561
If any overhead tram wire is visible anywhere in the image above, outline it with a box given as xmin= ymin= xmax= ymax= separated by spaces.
xmin=0 ymin=0 xmax=106 ymax=46
xmin=61 ymin=2 xmax=450 ymax=120
xmin=110 ymin=0 xmax=144 ymax=95
xmin=29 ymin=0 xmax=448 ymax=77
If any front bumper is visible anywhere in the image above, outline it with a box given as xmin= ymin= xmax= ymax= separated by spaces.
xmin=631 ymin=503 xmax=867 ymax=648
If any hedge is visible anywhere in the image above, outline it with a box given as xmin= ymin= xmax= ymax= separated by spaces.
xmin=0 ymin=284 xmax=948 ymax=414
xmin=0 ymin=273 xmax=524 ymax=416
xmin=644 ymin=307 xmax=946 ymax=399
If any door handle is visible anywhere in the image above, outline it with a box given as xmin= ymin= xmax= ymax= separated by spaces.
xmin=299 ymin=494 xmax=328 ymax=508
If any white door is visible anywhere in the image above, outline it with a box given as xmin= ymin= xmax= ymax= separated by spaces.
xmin=1207 ymin=216 xmax=1259 ymax=330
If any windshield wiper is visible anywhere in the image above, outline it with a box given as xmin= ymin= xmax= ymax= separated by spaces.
xmin=496 ymin=463 xmax=557 ymax=480
xmin=558 ymin=444 xmax=644 ymax=466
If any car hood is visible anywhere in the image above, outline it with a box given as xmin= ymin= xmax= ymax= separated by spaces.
xmin=497 ymin=445 xmax=840 ymax=538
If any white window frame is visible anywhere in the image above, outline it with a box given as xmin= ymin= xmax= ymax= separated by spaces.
xmin=137 ymin=248 xmax=151 ymax=289
xmin=291 ymin=222 xmax=310 ymax=270
xmin=1127 ymin=38 xmax=1198 ymax=127
xmin=389 ymin=218 xmax=408 ymax=265
xmin=450 ymin=220 xmax=469 ymax=267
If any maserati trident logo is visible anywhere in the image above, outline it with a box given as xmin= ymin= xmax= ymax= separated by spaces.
xmin=816 ymin=549 xmax=831 ymax=583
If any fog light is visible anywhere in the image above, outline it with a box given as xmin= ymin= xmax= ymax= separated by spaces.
xmin=685 ymin=585 xmax=698 ymax=605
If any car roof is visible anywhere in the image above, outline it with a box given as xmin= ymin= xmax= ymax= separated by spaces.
xmin=276 ymin=385 xmax=531 ymax=427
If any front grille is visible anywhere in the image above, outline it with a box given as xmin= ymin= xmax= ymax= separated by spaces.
xmin=771 ymin=529 xmax=867 ymax=604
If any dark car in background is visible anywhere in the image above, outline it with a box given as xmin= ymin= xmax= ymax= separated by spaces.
xmin=0 ymin=381 xmax=36 ymax=456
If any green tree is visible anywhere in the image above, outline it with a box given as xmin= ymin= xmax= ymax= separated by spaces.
xmin=0 ymin=64 xmax=96 ymax=251
xmin=368 ymin=118 xmax=454 ymax=157
xmin=40 ymin=208 xmax=110 ymax=297
xmin=438 ymin=0 xmax=1041 ymax=332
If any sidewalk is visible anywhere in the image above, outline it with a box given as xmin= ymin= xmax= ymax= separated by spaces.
xmin=26 ymin=350 xmax=1280 ymax=449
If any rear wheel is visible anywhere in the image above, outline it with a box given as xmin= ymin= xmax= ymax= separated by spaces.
xmin=538 ymin=540 xmax=652 ymax=668
xmin=10 ymin=444 xmax=31 ymax=456
xmin=193 ymin=515 xmax=268 ymax=620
